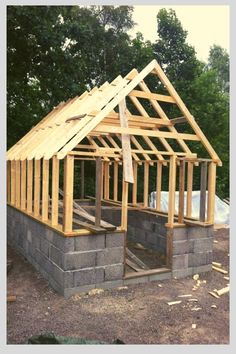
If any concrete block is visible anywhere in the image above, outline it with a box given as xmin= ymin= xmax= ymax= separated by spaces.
xmin=96 ymin=279 xmax=123 ymax=290
xmin=50 ymin=245 xmax=64 ymax=268
xmin=27 ymin=230 xmax=32 ymax=243
xmin=149 ymin=271 xmax=171 ymax=282
xmin=145 ymin=231 xmax=157 ymax=247
xmin=75 ymin=234 xmax=105 ymax=251
xmin=187 ymin=226 xmax=210 ymax=240
xmin=173 ymin=228 xmax=187 ymax=241
xmin=64 ymin=250 xmax=96 ymax=271
xmin=106 ymin=232 xmax=124 ymax=248
xmin=104 ymin=264 xmax=123 ymax=281
xmin=35 ymin=249 xmax=53 ymax=274
xmin=193 ymin=264 xmax=212 ymax=274
xmin=52 ymin=233 xmax=75 ymax=252
xmin=64 ymin=284 xmax=96 ymax=298
xmin=193 ymin=238 xmax=213 ymax=253
xmin=188 ymin=252 xmax=212 ymax=267
xmin=96 ymin=247 xmax=123 ymax=266
xmin=123 ymin=275 xmax=149 ymax=285
xmin=172 ymin=240 xmax=189 ymax=255
xmin=74 ymin=267 xmax=104 ymax=287
xmin=172 ymin=268 xmax=193 ymax=279
xmin=40 ymin=238 xmax=50 ymax=257
xmin=172 ymin=254 xmax=188 ymax=270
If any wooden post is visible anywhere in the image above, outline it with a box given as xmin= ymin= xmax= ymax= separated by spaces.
xmin=7 ymin=161 xmax=11 ymax=204
xmin=132 ymin=161 xmax=137 ymax=204
xmin=168 ymin=156 xmax=177 ymax=227
xmin=156 ymin=161 xmax=162 ymax=211
xmin=15 ymin=160 xmax=21 ymax=208
xmin=104 ymin=161 xmax=110 ymax=199
xmin=143 ymin=162 xmax=149 ymax=207
xmin=51 ymin=156 xmax=59 ymax=226
xmin=207 ymin=162 xmax=217 ymax=224
xmin=42 ymin=159 xmax=49 ymax=221
xmin=95 ymin=157 xmax=102 ymax=227
xmin=63 ymin=155 xmax=74 ymax=232
xmin=199 ymin=161 xmax=208 ymax=221
xmin=186 ymin=162 xmax=193 ymax=218
xmin=80 ymin=160 xmax=85 ymax=199
xmin=20 ymin=160 xmax=27 ymax=210
xmin=10 ymin=161 xmax=16 ymax=205
xmin=121 ymin=178 xmax=129 ymax=231
xmin=178 ymin=160 xmax=185 ymax=223
xmin=101 ymin=161 xmax=104 ymax=199
xmin=26 ymin=160 xmax=33 ymax=213
xmin=113 ymin=161 xmax=118 ymax=201
xmin=34 ymin=159 xmax=41 ymax=217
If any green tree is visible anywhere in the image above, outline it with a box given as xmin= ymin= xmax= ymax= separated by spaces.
xmin=208 ymin=44 xmax=229 ymax=93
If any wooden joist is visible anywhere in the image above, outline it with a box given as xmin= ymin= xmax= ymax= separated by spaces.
xmin=128 ymin=89 xmax=176 ymax=103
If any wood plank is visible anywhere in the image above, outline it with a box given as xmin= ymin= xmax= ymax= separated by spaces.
xmin=51 ymin=156 xmax=59 ymax=226
xmin=63 ymin=155 xmax=74 ymax=232
xmin=10 ymin=161 xmax=16 ymax=205
xmin=132 ymin=161 xmax=138 ymax=204
xmin=20 ymin=160 xmax=26 ymax=210
xmin=207 ymin=162 xmax=217 ymax=224
xmin=199 ymin=161 xmax=208 ymax=222
xmin=129 ymin=89 xmax=176 ymax=103
xmin=170 ymin=117 xmax=186 ymax=125
xmin=126 ymin=248 xmax=149 ymax=270
xmin=34 ymin=159 xmax=41 ymax=217
xmin=42 ymin=159 xmax=49 ymax=221
xmin=103 ymin=161 xmax=110 ymax=199
xmin=121 ymin=179 xmax=129 ymax=231
xmin=126 ymin=258 xmax=142 ymax=272
xmin=178 ymin=160 xmax=186 ymax=223
xmin=95 ymin=157 xmax=102 ymax=227
xmin=119 ymin=99 xmax=134 ymax=183
xmin=26 ymin=160 xmax=33 ymax=213
xmin=186 ymin=162 xmax=193 ymax=218
xmin=7 ymin=161 xmax=11 ymax=204
xmin=113 ymin=161 xmax=118 ymax=201
xmin=168 ymin=156 xmax=177 ymax=226
xmin=124 ymin=267 xmax=170 ymax=279
xmin=143 ymin=162 xmax=149 ymax=207
xmin=80 ymin=160 xmax=85 ymax=198
xmin=15 ymin=160 xmax=21 ymax=208
xmin=156 ymin=161 xmax=162 ymax=211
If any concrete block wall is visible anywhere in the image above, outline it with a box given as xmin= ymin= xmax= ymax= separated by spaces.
xmin=7 ymin=206 xmax=125 ymax=298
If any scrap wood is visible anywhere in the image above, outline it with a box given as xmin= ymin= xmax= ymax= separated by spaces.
xmin=188 ymin=299 xmax=198 ymax=302
xmin=212 ymin=265 xmax=228 ymax=274
xmin=126 ymin=248 xmax=149 ymax=270
xmin=216 ymin=286 xmax=229 ymax=296
xmin=212 ymin=261 xmax=222 ymax=267
xmin=167 ymin=300 xmax=182 ymax=306
xmin=133 ymin=243 xmax=147 ymax=250
xmin=191 ymin=307 xmax=202 ymax=311
xmin=7 ymin=295 xmax=16 ymax=302
xmin=193 ymin=274 xmax=199 ymax=280
xmin=192 ymin=324 xmax=197 ymax=329
xmin=126 ymin=258 xmax=142 ymax=272
xmin=224 ymin=276 xmax=230 ymax=281
xmin=178 ymin=294 xmax=192 ymax=298
xmin=208 ymin=291 xmax=220 ymax=299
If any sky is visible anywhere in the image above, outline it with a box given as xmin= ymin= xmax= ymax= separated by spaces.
xmin=129 ymin=5 xmax=229 ymax=62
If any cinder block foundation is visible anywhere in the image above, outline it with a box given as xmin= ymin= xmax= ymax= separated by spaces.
xmin=7 ymin=204 xmax=214 ymax=297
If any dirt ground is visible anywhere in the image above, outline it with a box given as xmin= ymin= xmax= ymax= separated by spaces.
xmin=7 ymin=228 xmax=229 ymax=345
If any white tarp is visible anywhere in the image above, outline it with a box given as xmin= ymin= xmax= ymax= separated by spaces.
xmin=149 ymin=191 xmax=229 ymax=225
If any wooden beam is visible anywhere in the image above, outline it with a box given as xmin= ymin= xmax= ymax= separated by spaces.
xmin=156 ymin=161 xmax=162 ymax=211
xmin=170 ymin=117 xmax=186 ymax=125
xmin=95 ymin=157 xmax=102 ymax=227
xmin=199 ymin=161 xmax=208 ymax=222
xmin=20 ymin=160 xmax=26 ymax=210
xmin=119 ymin=99 xmax=134 ymax=183
xmin=34 ymin=159 xmax=41 ymax=217
xmin=26 ymin=160 xmax=33 ymax=213
xmin=186 ymin=162 xmax=193 ymax=218
xmin=51 ymin=156 xmax=59 ymax=226
xmin=7 ymin=161 xmax=11 ymax=204
xmin=104 ymin=161 xmax=110 ymax=199
xmin=15 ymin=160 xmax=21 ymax=208
xmin=129 ymin=89 xmax=176 ymax=103
xmin=63 ymin=155 xmax=74 ymax=232
xmin=113 ymin=161 xmax=118 ymax=201
xmin=143 ymin=162 xmax=149 ymax=207
xmin=132 ymin=161 xmax=138 ymax=204
xmin=121 ymin=179 xmax=129 ymax=231
xmin=168 ymin=155 xmax=177 ymax=227
xmin=42 ymin=159 xmax=49 ymax=221
xmin=80 ymin=160 xmax=85 ymax=198
xmin=10 ymin=161 xmax=16 ymax=205
xmin=207 ymin=162 xmax=217 ymax=224
xmin=178 ymin=160 xmax=186 ymax=223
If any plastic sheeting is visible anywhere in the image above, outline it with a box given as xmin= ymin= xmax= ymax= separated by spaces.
xmin=149 ymin=191 xmax=229 ymax=225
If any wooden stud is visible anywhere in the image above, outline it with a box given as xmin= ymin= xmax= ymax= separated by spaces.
xmin=132 ymin=161 xmax=138 ymax=204
xmin=10 ymin=161 xmax=16 ymax=205
xmin=95 ymin=157 xmax=102 ymax=227
xmin=63 ymin=155 xmax=74 ymax=232
xmin=121 ymin=179 xmax=129 ymax=231
xmin=156 ymin=161 xmax=162 ymax=211
xmin=26 ymin=160 xmax=33 ymax=213
xmin=199 ymin=161 xmax=208 ymax=221
xmin=51 ymin=156 xmax=60 ymax=226
xmin=168 ymin=156 xmax=177 ymax=227
xmin=178 ymin=160 xmax=186 ymax=223
xmin=207 ymin=162 xmax=217 ymax=224
xmin=20 ymin=160 xmax=26 ymax=210
xmin=34 ymin=159 xmax=41 ymax=217
xmin=143 ymin=162 xmax=149 ymax=207
xmin=186 ymin=162 xmax=193 ymax=218
xmin=42 ymin=159 xmax=49 ymax=221
xmin=113 ymin=161 xmax=118 ymax=201
xmin=80 ymin=160 xmax=85 ymax=199
xmin=104 ymin=161 xmax=110 ymax=199
xmin=7 ymin=161 xmax=11 ymax=204
xmin=15 ymin=160 xmax=21 ymax=208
